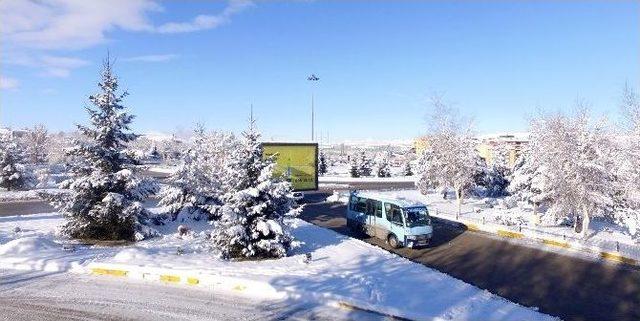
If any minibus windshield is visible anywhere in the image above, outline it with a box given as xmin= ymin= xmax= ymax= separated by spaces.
xmin=404 ymin=207 xmax=430 ymax=228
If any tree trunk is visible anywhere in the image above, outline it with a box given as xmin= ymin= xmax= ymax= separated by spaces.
xmin=455 ymin=186 xmax=463 ymax=216
xmin=580 ymin=209 xmax=590 ymax=239
xmin=531 ymin=202 xmax=539 ymax=226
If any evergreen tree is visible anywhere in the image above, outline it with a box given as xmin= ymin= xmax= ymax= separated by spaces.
xmin=318 ymin=151 xmax=328 ymax=176
xmin=212 ymin=121 xmax=300 ymax=259
xmin=159 ymin=125 xmax=236 ymax=221
xmin=402 ymin=160 xmax=413 ymax=176
xmin=358 ymin=151 xmax=372 ymax=177
xmin=41 ymin=58 xmax=158 ymax=241
xmin=349 ymin=157 xmax=360 ymax=178
xmin=0 ymin=133 xmax=35 ymax=191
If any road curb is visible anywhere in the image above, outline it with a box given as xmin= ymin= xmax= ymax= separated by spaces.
xmin=447 ymin=217 xmax=639 ymax=268
xmin=84 ymin=262 xmax=418 ymax=321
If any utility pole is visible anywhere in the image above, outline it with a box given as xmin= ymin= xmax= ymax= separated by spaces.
xmin=307 ymin=74 xmax=319 ymax=141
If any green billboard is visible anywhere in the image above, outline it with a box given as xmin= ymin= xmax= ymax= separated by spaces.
xmin=262 ymin=143 xmax=318 ymax=191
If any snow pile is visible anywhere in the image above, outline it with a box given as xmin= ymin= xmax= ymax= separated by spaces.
xmin=0 ymin=236 xmax=60 ymax=256
xmin=0 ymin=211 xmax=557 ymax=321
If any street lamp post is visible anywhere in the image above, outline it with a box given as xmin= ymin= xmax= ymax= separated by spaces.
xmin=307 ymin=74 xmax=319 ymax=141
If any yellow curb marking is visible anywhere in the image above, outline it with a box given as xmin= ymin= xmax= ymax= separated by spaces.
xmin=465 ymin=223 xmax=480 ymax=232
xmin=542 ymin=239 xmax=570 ymax=248
xmin=187 ymin=277 xmax=200 ymax=285
xmin=233 ymin=284 xmax=247 ymax=292
xmin=601 ymin=252 xmax=637 ymax=265
xmin=497 ymin=230 xmax=524 ymax=239
xmin=91 ymin=268 xmax=128 ymax=277
xmin=159 ymin=274 xmax=181 ymax=283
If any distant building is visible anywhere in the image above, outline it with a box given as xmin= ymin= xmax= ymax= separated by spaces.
xmin=477 ymin=133 xmax=529 ymax=167
xmin=413 ymin=133 xmax=529 ymax=168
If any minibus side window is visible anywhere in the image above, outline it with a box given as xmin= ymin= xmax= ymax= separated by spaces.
xmin=349 ymin=195 xmax=359 ymax=211
xmin=355 ymin=197 xmax=368 ymax=213
xmin=374 ymin=200 xmax=382 ymax=218
xmin=386 ymin=204 xmax=404 ymax=226
xmin=384 ymin=203 xmax=392 ymax=221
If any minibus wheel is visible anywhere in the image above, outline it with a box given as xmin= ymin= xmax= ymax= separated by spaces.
xmin=388 ymin=234 xmax=400 ymax=249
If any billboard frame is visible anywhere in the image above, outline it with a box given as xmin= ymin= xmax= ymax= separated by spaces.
xmin=261 ymin=142 xmax=319 ymax=192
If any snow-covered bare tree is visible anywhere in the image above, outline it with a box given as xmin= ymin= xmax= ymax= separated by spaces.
xmin=612 ymin=83 xmax=640 ymax=238
xmin=211 ymin=121 xmax=300 ymax=259
xmin=41 ymin=58 xmax=158 ymax=241
xmin=416 ymin=95 xmax=478 ymax=215
xmin=159 ymin=124 xmax=236 ymax=221
xmin=376 ymin=151 xmax=391 ymax=177
xmin=25 ymin=124 xmax=49 ymax=164
xmin=0 ymin=133 xmax=35 ymax=191
xmin=528 ymin=105 xmax=614 ymax=238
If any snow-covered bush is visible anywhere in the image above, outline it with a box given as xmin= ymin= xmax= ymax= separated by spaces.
xmin=41 ymin=59 xmax=158 ymax=241
xmin=211 ymin=121 xmax=300 ymax=259
xmin=416 ymin=95 xmax=478 ymax=214
xmin=159 ymin=125 xmax=237 ymax=221
xmin=0 ymin=133 xmax=35 ymax=191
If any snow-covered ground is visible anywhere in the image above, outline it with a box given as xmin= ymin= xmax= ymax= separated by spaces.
xmin=324 ymin=164 xmax=407 ymax=178
xmin=328 ymin=189 xmax=640 ymax=261
xmin=0 ymin=210 xmax=557 ymax=321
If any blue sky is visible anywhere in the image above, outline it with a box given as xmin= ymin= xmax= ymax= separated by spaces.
xmin=1 ymin=0 xmax=638 ymax=142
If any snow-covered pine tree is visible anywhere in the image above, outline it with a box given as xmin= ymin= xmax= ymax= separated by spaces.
xmin=507 ymin=153 xmax=549 ymax=215
xmin=416 ymin=95 xmax=478 ymax=215
xmin=358 ymin=151 xmax=372 ymax=177
xmin=40 ymin=58 xmax=158 ymax=241
xmin=402 ymin=160 xmax=413 ymax=176
xmin=528 ymin=106 xmax=615 ymax=238
xmin=318 ymin=151 xmax=328 ymax=176
xmin=25 ymin=124 xmax=49 ymax=164
xmin=376 ymin=152 xmax=391 ymax=177
xmin=482 ymin=159 xmax=511 ymax=198
xmin=0 ymin=133 xmax=35 ymax=191
xmin=211 ymin=120 xmax=300 ymax=259
xmin=349 ymin=156 xmax=360 ymax=178
xmin=159 ymin=124 xmax=236 ymax=221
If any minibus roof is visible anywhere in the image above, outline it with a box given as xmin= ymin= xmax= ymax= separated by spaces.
xmin=351 ymin=191 xmax=426 ymax=208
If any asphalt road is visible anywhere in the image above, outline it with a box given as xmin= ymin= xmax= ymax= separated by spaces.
xmin=299 ymin=195 xmax=640 ymax=321
xmin=0 ymin=270 xmax=385 ymax=321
